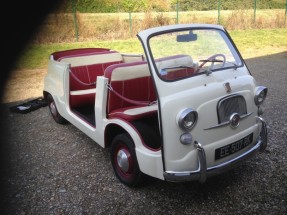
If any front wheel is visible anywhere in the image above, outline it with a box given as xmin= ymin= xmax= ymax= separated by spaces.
xmin=110 ymin=134 xmax=144 ymax=187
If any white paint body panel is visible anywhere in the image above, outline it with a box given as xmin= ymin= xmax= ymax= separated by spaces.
xmin=137 ymin=24 xmax=263 ymax=173
xmin=44 ymin=58 xmax=164 ymax=179
xmin=43 ymin=24 xmax=266 ymax=182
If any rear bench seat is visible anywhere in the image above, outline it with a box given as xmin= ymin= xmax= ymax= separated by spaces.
xmin=104 ymin=61 xmax=157 ymax=121
xmin=69 ymin=60 xmax=123 ymax=107
xmin=52 ymin=48 xmax=124 ymax=108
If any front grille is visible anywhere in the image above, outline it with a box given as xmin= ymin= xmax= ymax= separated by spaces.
xmin=217 ymin=95 xmax=247 ymax=123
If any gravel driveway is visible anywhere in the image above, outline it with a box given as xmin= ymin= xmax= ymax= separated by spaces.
xmin=1 ymin=52 xmax=286 ymax=215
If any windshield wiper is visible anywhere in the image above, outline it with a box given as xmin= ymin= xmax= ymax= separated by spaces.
xmin=226 ymin=61 xmax=239 ymax=70
xmin=161 ymin=65 xmax=193 ymax=70
xmin=198 ymin=59 xmax=239 ymax=75
xmin=160 ymin=65 xmax=194 ymax=76
xmin=201 ymin=68 xmax=213 ymax=76
xmin=199 ymin=59 xmax=223 ymax=63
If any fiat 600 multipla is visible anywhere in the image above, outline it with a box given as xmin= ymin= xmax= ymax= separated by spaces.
xmin=43 ymin=24 xmax=268 ymax=187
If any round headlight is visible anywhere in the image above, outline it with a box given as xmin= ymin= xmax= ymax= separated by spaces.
xmin=177 ymin=108 xmax=198 ymax=131
xmin=254 ymin=86 xmax=268 ymax=106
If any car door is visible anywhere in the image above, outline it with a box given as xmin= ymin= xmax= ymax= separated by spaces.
xmin=137 ymin=24 xmax=260 ymax=174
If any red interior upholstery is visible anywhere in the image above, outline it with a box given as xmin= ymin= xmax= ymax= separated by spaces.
xmin=104 ymin=61 xmax=157 ymax=121
xmin=66 ymin=49 xmax=124 ymax=108
xmin=155 ymin=54 xmax=195 ymax=81
xmin=107 ymin=76 xmax=156 ymax=113
xmin=103 ymin=55 xmax=194 ymax=121
xmin=70 ymin=92 xmax=96 ymax=108
xmin=52 ymin=48 xmax=111 ymax=61
xmin=70 ymin=61 xmax=122 ymax=91
xmin=69 ymin=61 xmax=122 ymax=108
xmin=163 ymin=68 xmax=195 ymax=80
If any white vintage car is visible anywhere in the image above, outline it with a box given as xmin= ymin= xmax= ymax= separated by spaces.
xmin=43 ymin=24 xmax=268 ymax=187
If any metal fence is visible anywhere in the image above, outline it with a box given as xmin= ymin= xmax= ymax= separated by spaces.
xmin=36 ymin=0 xmax=287 ymax=43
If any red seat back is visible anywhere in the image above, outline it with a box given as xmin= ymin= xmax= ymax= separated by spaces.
xmin=104 ymin=61 xmax=156 ymax=114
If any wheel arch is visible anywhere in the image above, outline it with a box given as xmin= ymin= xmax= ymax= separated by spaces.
xmin=104 ymin=120 xmax=161 ymax=150
xmin=105 ymin=123 xmax=131 ymax=148
xmin=104 ymin=120 xmax=164 ymax=181
xmin=43 ymin=91 xmax=50 ymax=101
xmin=45 ymin=91 xmax=67 ymax=124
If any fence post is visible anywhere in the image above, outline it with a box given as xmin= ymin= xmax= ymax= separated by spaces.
xmin=72 ymin=0 xmax=79 ymax=42
xmin=218 ymin=0 xmax=221 ymax=24
xmin=129 ymin=12 xmax=133 ymax=36
xmin=176 ymin=0 xmax=179 ymax=24
xmin=254 ymin=0 xmax=257 ymax=25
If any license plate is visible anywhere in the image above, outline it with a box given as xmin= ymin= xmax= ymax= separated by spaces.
xmin=215 ymin=133 xmax=253 ymax=160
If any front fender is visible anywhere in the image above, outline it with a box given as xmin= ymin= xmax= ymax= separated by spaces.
xmin=104 ymin=119 xmax=163 ymax=180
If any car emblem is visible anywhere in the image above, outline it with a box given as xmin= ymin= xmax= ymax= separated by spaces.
xmin=224 ymin=82 xmax=232 ymax=93
xmin=229 ymin=113 xmax=240 ymax=128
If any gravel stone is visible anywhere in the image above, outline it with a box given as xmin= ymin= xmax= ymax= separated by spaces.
xmin=0 ymin=52 xmax=287 ymax=214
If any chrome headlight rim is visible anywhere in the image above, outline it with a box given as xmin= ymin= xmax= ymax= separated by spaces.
xmin=254 ymin=86 xmax=268 ymax=106
xmin=177 ymin=108 xmax=198 ymax=131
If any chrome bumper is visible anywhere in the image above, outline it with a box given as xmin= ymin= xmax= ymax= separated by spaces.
xmin=163 ymin=117 xmax=268 ymax=183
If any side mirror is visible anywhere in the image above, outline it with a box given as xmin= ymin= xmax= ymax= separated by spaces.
xmin=177 ymin=31 xmax=198 ymax=42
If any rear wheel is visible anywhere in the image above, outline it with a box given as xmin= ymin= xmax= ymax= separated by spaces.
xmin=47 ymin=94 xmax=67 ymax=124
xmin=110 ymin=134 xmax=144 ymax=187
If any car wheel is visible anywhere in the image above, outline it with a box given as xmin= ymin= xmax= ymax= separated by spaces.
xmin=47 ymin=94 xmax=67 ymax=124
xmin=110 ymin=133 xmax=144 ymax=187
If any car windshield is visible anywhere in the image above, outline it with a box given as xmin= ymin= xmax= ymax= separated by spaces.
xmin=148 ymin=28 xmax=243 ymax=81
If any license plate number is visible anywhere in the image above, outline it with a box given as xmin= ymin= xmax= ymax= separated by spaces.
xmin=215 ymin=133 xmax=253 ymax=160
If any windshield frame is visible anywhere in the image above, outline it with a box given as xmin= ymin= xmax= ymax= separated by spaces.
xmin=146 ymin=27 xmax=245 ymax=82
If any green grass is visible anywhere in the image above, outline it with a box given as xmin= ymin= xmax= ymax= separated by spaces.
xmin=229 ymin=28 xmax=287 ymax=58
xmin=16 ymin=28 xmax=287 ymax=70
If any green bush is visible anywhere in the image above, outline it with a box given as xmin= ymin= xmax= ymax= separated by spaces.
xmin=60 ymin=0 xmax=287 ymax=13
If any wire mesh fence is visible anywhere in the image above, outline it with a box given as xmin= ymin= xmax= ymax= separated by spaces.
xmin=32 ymin=0 xmax=287 ymax=43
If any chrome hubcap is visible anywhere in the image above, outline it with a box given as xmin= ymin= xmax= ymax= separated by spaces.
xmin=50 ymin=102 xmax=57 ymax=115
xmin=229 ymin=113 xmax=240 ymax=128
xmin=117 ymin=149 xmax=130 ymax=173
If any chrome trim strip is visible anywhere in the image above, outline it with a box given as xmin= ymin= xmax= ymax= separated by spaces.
xmin=208 ymin=140 xmax=260 ymax=171
xmin=163 ymin=116 xmax=268 ymax=182
xmin=121 ymin=53 xmax=144 ymax=57
xmin=204 ymin=112 xmax=253 ymax=130
xmin=164 ymin=140 xmax=261 ymax=182
xmin=178 ymin=108 xmax=198 ymax=131
xmin=257 ymin=116 xmax=268 ymax=152
xmin=217 ymin=94 xmax=242 ymax=109
xmin=194 ymin=141 xmax=207 ymax=183
xmin=254 ymin=86 xmax=268 ymax=106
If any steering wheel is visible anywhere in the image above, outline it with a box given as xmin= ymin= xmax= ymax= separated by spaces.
xmin=195 ymin=54 xmax=226 ymax=73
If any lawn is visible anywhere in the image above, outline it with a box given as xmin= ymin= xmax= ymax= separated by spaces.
xmin=16 ymin=28 xmax=287 ymax=70
xmin=3 ymin=27 xmax=287 ymax=104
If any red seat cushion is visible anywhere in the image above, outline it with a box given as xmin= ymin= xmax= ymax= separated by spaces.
xmin=108 ymin=105 xmax=158 ymax=121
xmin=70 ymin=92 xmax=96 ymax=108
